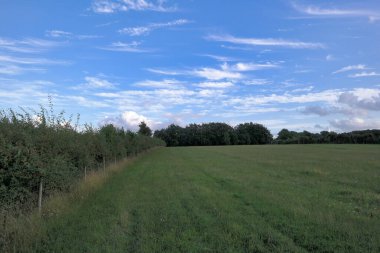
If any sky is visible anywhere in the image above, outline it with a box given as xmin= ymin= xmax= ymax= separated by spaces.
xmin=1 ymin=0 xmax=380 ymax=134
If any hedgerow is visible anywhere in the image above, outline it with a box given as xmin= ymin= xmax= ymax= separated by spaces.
xmin=0 ymin=102 xmax=165 ymax=213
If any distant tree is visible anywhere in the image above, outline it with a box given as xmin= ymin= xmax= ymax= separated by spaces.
xmin=277 ymin=129 xmax=292 ymax=141
xmin=138 ymin=121 xmax=152 ymax=136
xmin=235 ymin=123 xmax=272 ymax=144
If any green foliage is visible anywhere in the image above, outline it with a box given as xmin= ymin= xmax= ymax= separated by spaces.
xmin=275 ymin=128 xmax=380 ymax=144
xmin=0 ymin=105 xmax=165 ymax=213
xmin=154 ymin=122 xmax=272 ymax=147
xmin=138 ymin=121 xmax=152 ymax=137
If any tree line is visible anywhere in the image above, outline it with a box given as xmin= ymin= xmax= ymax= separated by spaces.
xmin=0 ymin=104 xmax=165 ymax=213
xmin=275 ymin=129 xmax=380 ymax=144
xmin=153 ymin=122 xmax=273 ymax=146
xmin=153 ymin=122 xmax=380 ymax=146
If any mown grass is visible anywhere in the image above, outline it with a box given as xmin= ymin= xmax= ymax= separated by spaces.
xmin=13 ymin=145 xmax=380 ymax=252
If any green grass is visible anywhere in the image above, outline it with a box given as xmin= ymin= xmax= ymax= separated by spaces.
xmin=23 ymin=145 xmax=380 ymax=252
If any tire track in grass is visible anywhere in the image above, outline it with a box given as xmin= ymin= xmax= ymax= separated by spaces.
xmin=195 ymin=165 xmax=309 ymax=253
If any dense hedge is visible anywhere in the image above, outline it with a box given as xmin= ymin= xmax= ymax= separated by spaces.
xmin=0 ymin=106 xmax=165 ymax=212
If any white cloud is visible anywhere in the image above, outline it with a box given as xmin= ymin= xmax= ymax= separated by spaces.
xmin=146 ymin=68 xmax=182 ymax=76
xmin=83 ymin=76 xmax=116 ymax=89
xmin=221 ymin=62 xmax=279 ymax=72
xmin=224 ymin=89 xmax=342 ymax=107
xmin=302 ymin=89 xmax=380 ymax=116
xmin=198 ymin=89 xmax=226 ymax=97
xmin=333 ymin=64 xmax=367 ymax=74
xmin=293 ymin=3 xmax=380 ymax=22
xmin=290 ymin=86 xmax=314 ymax=93
xmin=330 ymin=118 xmax=380 ymax=131
xmin=349 ymin=71 xmax=380 ymax=78
xmin=338 ymin=90 xmax=380 ymax=110
xmin=121 ymin=111 xmax=151 ymax=129
xmin=119 ymin=27 xmax=151 ymax=36
xmin=207 ymin=34 xmax=324 ymax=49
xmin=119 ymin=19 xmax=190 ymax=36
xmin=192 ymin=67 xmax=243 ymax=80
xmin=46 ymin=30 xmax=72 ymax=38
xmin=100 ymin=111 xmax=160 ymax=131
xmin=92 ymin=0 xmax=176 ymax=14
xmin=148 ymin=61 xmax=279 ymax=82
xmin=243 ymin=79 xmax=272 ymax=85
xmin=99 ymin=41 xmax=148 ymax=52
xmin=134 ymin=79 xmax=184 ymax=89
xmin=196 ymin=81 xmax=234 ymax=89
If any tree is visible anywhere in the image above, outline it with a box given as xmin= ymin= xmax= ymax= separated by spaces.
xmin=235 ymin=123 xmax=272 ymax=144
xmin=138 ymin=121 xmax=152 ymax=136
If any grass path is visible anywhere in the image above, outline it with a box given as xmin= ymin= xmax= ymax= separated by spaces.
xmin=29 ymin=145 xmax=379 ymax=252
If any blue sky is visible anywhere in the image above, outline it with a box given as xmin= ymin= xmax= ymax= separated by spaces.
xmin=1 ymin=0 xmax=380 ymax=133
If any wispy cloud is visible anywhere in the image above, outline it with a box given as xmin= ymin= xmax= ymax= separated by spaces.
xmin=200 ymin=54 xmax=239 ymax=62
xmin=148 ymin=61 xmax=279 ymax=81
xmin=292 ymin=3 xmax=380 ymax=22
xmin=91 ymin=0 xmax=176 ymax=14
xmin=119 ymin=19 xmax=190 ymax=36
xmin=0 ymin=37 xmax=63 ymax=53
xmin=0 ymin=78 xmax=52 ymax=105
xmin=221 ymin=62 xmax=279 ymax=72
xmin=0 ymin=54 xmax=69 ymax=75
xmin=95 ymin=20 xmax=119 ymax=28
xmin=349 ymin=71 xmax=380 ymax=78
xmin=46 ymin=30 xmax=72 ymax=38
xmin=98 ymin=41 xmax=148 ymax=52
xmin=333 ymin=64 xmax=368 ymax=74
xmin=224 ymin=89 xmax=342 ymax=107
xmin=207 ymin=34 xmax=324 ymax=49
xmin=0 ymin=65 xmax=39 ymax=75
xmin=83 ymin=76 xmax=116 ymax=89
xmin=45 ymin=30 xmax=102 ymax=40
xmin=134 ymin=79 xmax=184 ymax=89
xmin=65 ymin=95 xmax=110 ymax=108
xmin=196 ymin=81 xmax=234 ymax=89
xmin=192 ymin=67 xmax=243 ymax=81
xmin=146 ymin=68 xmax=183 ymax=76
xmin=0 ymin=54 xmax=70 ymax=65
xmin=242 ymin=79 xmax=272 ymax=86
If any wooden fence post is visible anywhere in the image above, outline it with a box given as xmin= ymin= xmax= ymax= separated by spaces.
xmin=103 ymin=156 xmax=106 ymax=173
xmin=84 ymin=166 xmax=87 ymax=181
xmin=2 ymin=211 xmax=6 ymax=230
xmin=38 ymin=178 xmax=43 ymax=215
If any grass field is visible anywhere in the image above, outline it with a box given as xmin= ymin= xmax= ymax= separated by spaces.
xmin=22 ymin=145 xmax=380 ymax=252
